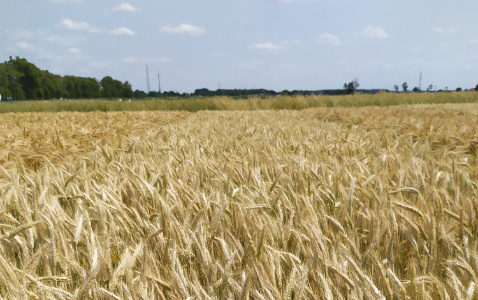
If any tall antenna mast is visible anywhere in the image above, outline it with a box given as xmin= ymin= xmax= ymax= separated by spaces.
xmin=146 ymin=65 xmax=151 ymax=94
xmin=418 ymin=70 xmax=422 ymax=91
xmin=156 ymin=71 xmax=161 ymax=93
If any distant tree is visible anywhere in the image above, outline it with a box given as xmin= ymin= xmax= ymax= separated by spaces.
xmin=427 ymin=84 xmax=433 ymax=92
xmin=456 ymin=87 xmax=462 ymax=92
xmin=394 ymin=85 xmax=399 ymax=92
xmin=444 ymin=86 xmax=448 ymax=91
xmin=475 ymin=84 xmax=478 ymax=91
xmin=194 ymin=88 xmax=214 ymax=97
xmin=122 ymin=81 xmax=133 ymax=98
xmin=402 ymin=82 xmax=408 ymax=92
xmin=281 ymin=90 xmax=291 ymax=95
xmin=412 ymin=87 xmax=419 ymax=92
xmin=344 ymin=78 xmax=359 ymax=94
xmin=0 ymin=61 xmax=25 ymax=100
xmin=7 ymin=57 xmax=44 ymax=99
xmin=133 ymin=89 xmax=147 ymax=98
xmin=100 ymin=76 xmax=123 ymax=98
xmin=82 ymin=78 xmax=101 ymax=98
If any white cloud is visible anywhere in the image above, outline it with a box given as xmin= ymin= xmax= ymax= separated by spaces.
xmin=45 ymin=35 xmax=86 ymax=46
xmin=318 ymin=33 xmax=340 ymax=45
xmin=61 ymin=18 xmax=98 ymax=33
xmin=470 ymin=38 xmax=478 ymax=44
xmin=161 ymin=24 xmax=206 ymax=36
xmin=434 ymin=27 xmax=456 ymax=34
xmin=249 ymin=42 xmax=281 ymax=50
xmin=15 ymin=42 xmax=35 ymax=52
xmin=5 ymin=29 xmax=35 ymax=40
xmin=68 ymin=48 xmax=82 ymax=56
xmin=110 ymin=27 xmax=136 ymax=36
xmin=360 ymin=26 xmax=388 ymax=38
xmin=113 ymin=3 xmax=141 ymax=12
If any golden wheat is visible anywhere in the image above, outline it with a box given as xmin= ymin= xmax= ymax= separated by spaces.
xmin=0 ymin=105 xmax=476 ymax=298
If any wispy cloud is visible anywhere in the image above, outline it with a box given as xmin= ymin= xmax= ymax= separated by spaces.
xmin=360 ymin=26 xmax=388 ymax=38
xmin=113 ymin=3 xmax=141 ymax=12
xmin=14 ymin=42 xmax=36 ymax=52
xmin=434 ymin=27 xmax=456 ymax=34
xmin=45 ymin=35 xmax=86 ymax=46
xmin=249 ymin=42 xmax=281 ymax=50
xmin=61 ymin=18 xmax=98 ymax=33
xmin=318 ymin=33 xmax=340 ymax=45
xmin=67 ymin=47 xmax=82 ymax=56
xmin=5 ymin=29 xmax=35 ymax=40
xmin=161 ymin=24 xmax=206 ymax=36
xmin=110 ymin=27 xmax=136 ymax=36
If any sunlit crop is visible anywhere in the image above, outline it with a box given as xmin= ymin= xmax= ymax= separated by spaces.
xmin=0 ymin=104 xmax=477 ymax=298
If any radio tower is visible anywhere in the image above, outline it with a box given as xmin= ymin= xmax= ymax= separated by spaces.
xmin=156 ymin=71 xmax=161 ymax=93
xmin=418 ymin=70 xmax=422 ymax=91
xmin=146 ymin=65 xmax=151 ymax=94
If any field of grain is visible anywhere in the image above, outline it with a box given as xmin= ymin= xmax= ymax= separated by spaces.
xmin=0 ymin=105 xmax=477 ymax=299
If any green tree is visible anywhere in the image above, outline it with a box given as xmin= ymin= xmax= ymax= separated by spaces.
xmin=63 ymin=76 xmax=80 ymax=98
xmin=100 ymin=76 xmax=124 ymax=98
xmin=41 ymin=70 xmax=66 ymax=99
xmin=0 ymin=62 xmax=25 ymax=100
xmin=0 ymin=64 xmax=13 ymax=98
xmin=343 ymin=78 xmax=359 ymax=94
xmin=122 ymin=81 xmax=133 ymax=98
xmin=7 ymin=57 xmax=44 ymax=99
xmin=133 ymin=89 xmax=147 ymax=98
xmin=79 ymin=77 xmax=101 ymax=98
xmin=402 ymin=82 xmax=408 ymax=92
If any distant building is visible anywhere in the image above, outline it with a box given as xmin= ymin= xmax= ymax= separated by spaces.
xmin=468 ymin=88 xmax=475 ymax=92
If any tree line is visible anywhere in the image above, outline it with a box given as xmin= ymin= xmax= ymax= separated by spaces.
xmin=0 ymin=57 xmax=133 ymax=100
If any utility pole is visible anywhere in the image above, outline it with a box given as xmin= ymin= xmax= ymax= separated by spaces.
xmin=156 ymin=71 xmax=161 ymax=93
xmin=146 ymin=65 xmax=151 ymax=94
xmin=418 ymin=70 xmax=422 ymax=91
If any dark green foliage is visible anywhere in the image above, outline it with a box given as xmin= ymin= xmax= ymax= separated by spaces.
xmin=343 ymin=79 xmax=359 ymax=95
xmin=7 ymin=57 xmax=44 ymax=99
xmin=0 ymin=57 xmax=132 ymax=100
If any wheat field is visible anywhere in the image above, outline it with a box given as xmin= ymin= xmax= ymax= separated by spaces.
xmin=0 ymin=104 xmax=477 ymax=299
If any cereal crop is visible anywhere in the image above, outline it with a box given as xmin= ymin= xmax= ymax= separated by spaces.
xmin=0 ymin=105 xmax=477 ymax=299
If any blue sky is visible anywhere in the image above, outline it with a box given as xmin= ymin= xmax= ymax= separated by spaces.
xmin=2 ymin=0 xmax=478 ymax=93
